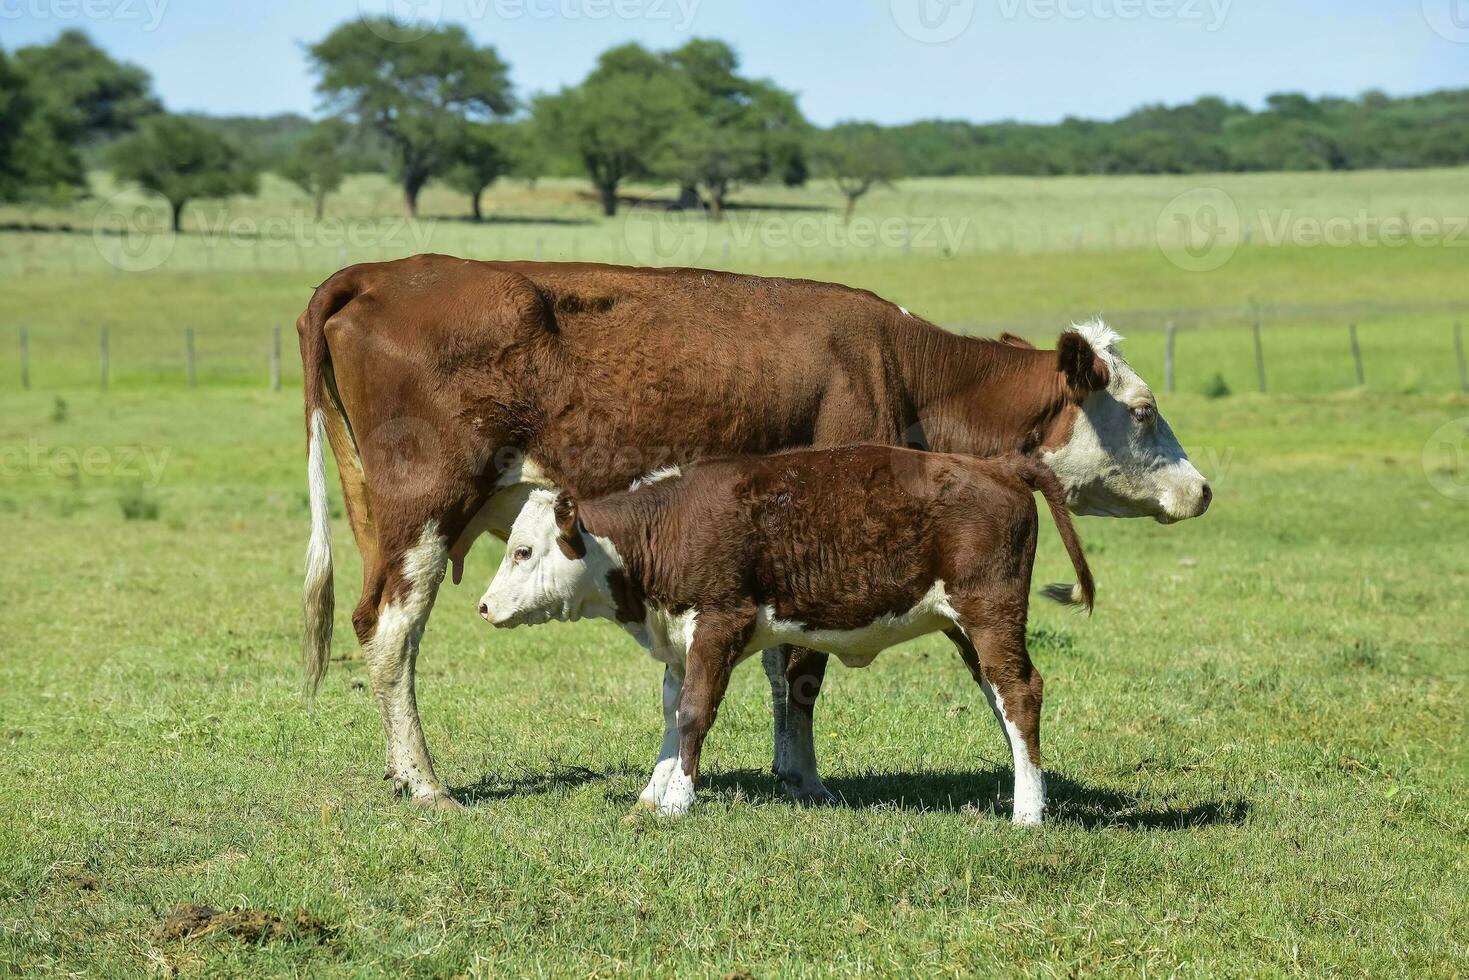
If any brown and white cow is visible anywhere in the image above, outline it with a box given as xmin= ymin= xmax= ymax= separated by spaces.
xmin=298 ymin=256 xmax=1209 ymax=809
xmin=479 ymin=447 xmax=1096 ymax=825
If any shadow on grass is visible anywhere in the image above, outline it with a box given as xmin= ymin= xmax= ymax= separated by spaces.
xmin=701 ymin=767 xmax=1250 ymax=831
xmin=450 ymin=761 xmax=1247 ymax=830
xmin=432 ymin=214 xmax=597 ymax=227
xmin=451 ymin=762 xmax=642 ymax=805
xmin=584 ymin=192 xmax=834 ymax=215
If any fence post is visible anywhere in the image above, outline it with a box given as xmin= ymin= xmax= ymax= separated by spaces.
xmin=1252 ymin=321 xmax=1266 ymax=393
xmin=1348 ymin=323 xmax=1364 ymax=387
xmin=271 ymin=325 xmax=282 ymax=392
xmin=100 ymin=327 xmax=109 ymax=392
xmin=1455 ymin=321 xmax=1467 ymax=394
xmin=19 ymin=327 xmax=29 ymax=390
xmin=185 ymin=327 xmax=196 ymax=388
xmin=1164 ymin=321 xmax=1176 ymax=394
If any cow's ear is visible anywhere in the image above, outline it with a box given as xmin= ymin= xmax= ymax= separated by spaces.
xmin=1057 ymin=331 xmax=1110 ymax=400
xmin=553 ymin=491 xmax=587 ymax=560
xmin=998 ymin=332 xmax=1036 ymax=349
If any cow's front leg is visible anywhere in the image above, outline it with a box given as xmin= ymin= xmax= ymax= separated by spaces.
xmin=358 ymin=526 xmax=461 ymax=810
xmin=768 ymin=646 xmax=836 ymax=804
xmin=631 ymin=664 xmax=685 ymax=813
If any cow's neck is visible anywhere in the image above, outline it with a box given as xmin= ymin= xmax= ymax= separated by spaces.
xmin=894 ymin=318 xmax=1071 ymax=457
xmin=576 ymin=491 xmax=667 ymax=623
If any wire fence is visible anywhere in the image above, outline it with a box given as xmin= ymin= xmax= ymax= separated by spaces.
xmin=9 ymin=320 xmax=1469 ymax=397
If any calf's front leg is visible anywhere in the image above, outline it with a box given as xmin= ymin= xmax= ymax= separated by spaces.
xmin=632 ymin=664 xmax=685 ymax=813
xmin=660 ymin=616 xmax=751 ymax=816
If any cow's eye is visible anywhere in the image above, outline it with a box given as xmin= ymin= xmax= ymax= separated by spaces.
xmin=1131 ymin=405 xmax=1156 ymax=425
xmin=513 ymin=546 xmax=532 ymax=562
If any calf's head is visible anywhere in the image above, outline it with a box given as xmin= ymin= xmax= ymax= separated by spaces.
xmin=478 ymin=490 xmax=612 ymax=627
xmin=1042 ymin=320 xmax=1211 ymax=524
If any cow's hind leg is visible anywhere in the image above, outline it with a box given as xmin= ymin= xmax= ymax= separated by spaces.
xmin=355 ymin=522 xmax=458 ymax=810
xmin=948 ymin=623 xmax=1046 ymax=826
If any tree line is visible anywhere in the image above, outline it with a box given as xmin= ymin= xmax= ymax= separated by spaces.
xmin=3 ymin=23 xmax=1467 ymax=232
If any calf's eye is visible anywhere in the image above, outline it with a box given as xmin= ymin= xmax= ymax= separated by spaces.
xmin=1131 ymin=405 xmax=1156 ymax=424
xmin=513 ymin=546 xmax=532 ymax=562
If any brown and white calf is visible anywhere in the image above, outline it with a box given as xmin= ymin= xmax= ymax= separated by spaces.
xmin=479 ymin=447 xmax=1096 ymax=826
xmin=298 ymin=254 xmax=1208 ymax=809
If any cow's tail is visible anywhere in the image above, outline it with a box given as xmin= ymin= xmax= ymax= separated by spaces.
xmin=300 ymin=275 xmax=355 ymax=701
xmin=1019 ymin=459 xmax=1096 ymax=613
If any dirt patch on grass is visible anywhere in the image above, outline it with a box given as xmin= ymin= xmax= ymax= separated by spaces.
xmin=157 ymin=904 xmax=332 ymax=945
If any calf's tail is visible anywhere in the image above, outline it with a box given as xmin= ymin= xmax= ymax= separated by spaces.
xmin=1019 ymin=460 xmax=1096 ymax=613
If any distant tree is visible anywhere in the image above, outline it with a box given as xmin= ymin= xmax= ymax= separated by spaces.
xmin=14 ymin=30 xmax=159 ymax=145
xmin=109 ymin=114 xmax=259 ymax=231
xmin=656 ymin=40 xmax=810 ymax=212
xmin=280 ymin=118 xmax=350 ymax=220
xmin=309 ymin=19 xmax=513 ymax=218
xmin=814 ymin=122 xmax=903 ymax=223
xmin=533 ymin=44 xmax=693 ymax=216
xmin=500 ymin=119 xmax=548 ymax=188
xmin=659 ymin=119 xmax=761 ymax=221
xmin=444 ymin=122 xmax=509 ymax=221
xmin=0 ymin=49 xmax=85 ymax=203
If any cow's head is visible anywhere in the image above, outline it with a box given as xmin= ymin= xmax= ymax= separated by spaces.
xmin=1043 ymin=320 xmax=1211 ymax=524
xmin=478 ymin=490 xmax=614 ymax=628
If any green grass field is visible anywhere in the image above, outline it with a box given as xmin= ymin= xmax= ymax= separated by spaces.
xmin=2 ymin=171 xmax=1467 ymax=976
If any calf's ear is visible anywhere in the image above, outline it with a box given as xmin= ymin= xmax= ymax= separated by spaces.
xmin=1057 ymin=331 xmax=1110 ymax=400
xmin=553 ymin=491 xmax=587 ymax=560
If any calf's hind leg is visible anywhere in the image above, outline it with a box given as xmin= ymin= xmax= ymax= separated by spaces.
xmin=947 ymin=623 xmax=1047 ymax=826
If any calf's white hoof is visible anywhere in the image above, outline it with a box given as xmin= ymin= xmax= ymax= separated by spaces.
xmin=656 ymin=771 xmax=696 ymax=817
xmin=1011 ymin=808 xmax=1045 ymax=827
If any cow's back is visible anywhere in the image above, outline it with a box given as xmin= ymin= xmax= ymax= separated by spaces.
xmin=323 ymin=256 xmax=921 ymax=497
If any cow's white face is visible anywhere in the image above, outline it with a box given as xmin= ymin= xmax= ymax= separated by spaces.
xmin=1043 ymin=321 xmax=1212 ymax=524
xmin=478 ymin=490 xmax=615 ymax=628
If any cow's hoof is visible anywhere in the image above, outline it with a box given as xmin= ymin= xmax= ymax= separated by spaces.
xmin=414 ymin=792 xmax=465 ymax=812
xmin=780 ymin=776 xmax=837 ymax=806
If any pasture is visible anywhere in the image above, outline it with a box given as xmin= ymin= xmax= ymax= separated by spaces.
xmin=1 ymin=171 xmax=1466 ymax=976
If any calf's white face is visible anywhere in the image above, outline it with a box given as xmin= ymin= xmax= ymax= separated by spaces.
xmin=478 ymin=490 xmax=611 ymax=627
xmin=1043 ymin=321 xmax=1212 ymax=524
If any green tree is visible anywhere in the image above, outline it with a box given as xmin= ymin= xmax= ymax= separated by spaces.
xmin=444 ymin=122 xmax=508 ymax=221
xmin=14 ymin=30 xmax=159 ymax=145
xmin=814 ymin=122 xmax=902 ymax=223
xmin=109 ymin=114 xmax=259 ymax=232
xmin=657 ymin=40 xmax=810 ymax=213
xmin=0 ymin=49 xmax=85 ymax=203
xmin=279 ymin=118 xmax=350 ymax=220
xmin=533 ymin=44 xmax=693 ymax=216
xmin=308 ymin=18 xmax=513 ymax=218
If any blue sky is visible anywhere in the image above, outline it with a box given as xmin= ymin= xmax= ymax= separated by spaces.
xmin=2 ymin=0 xmax=1465 ymax=124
